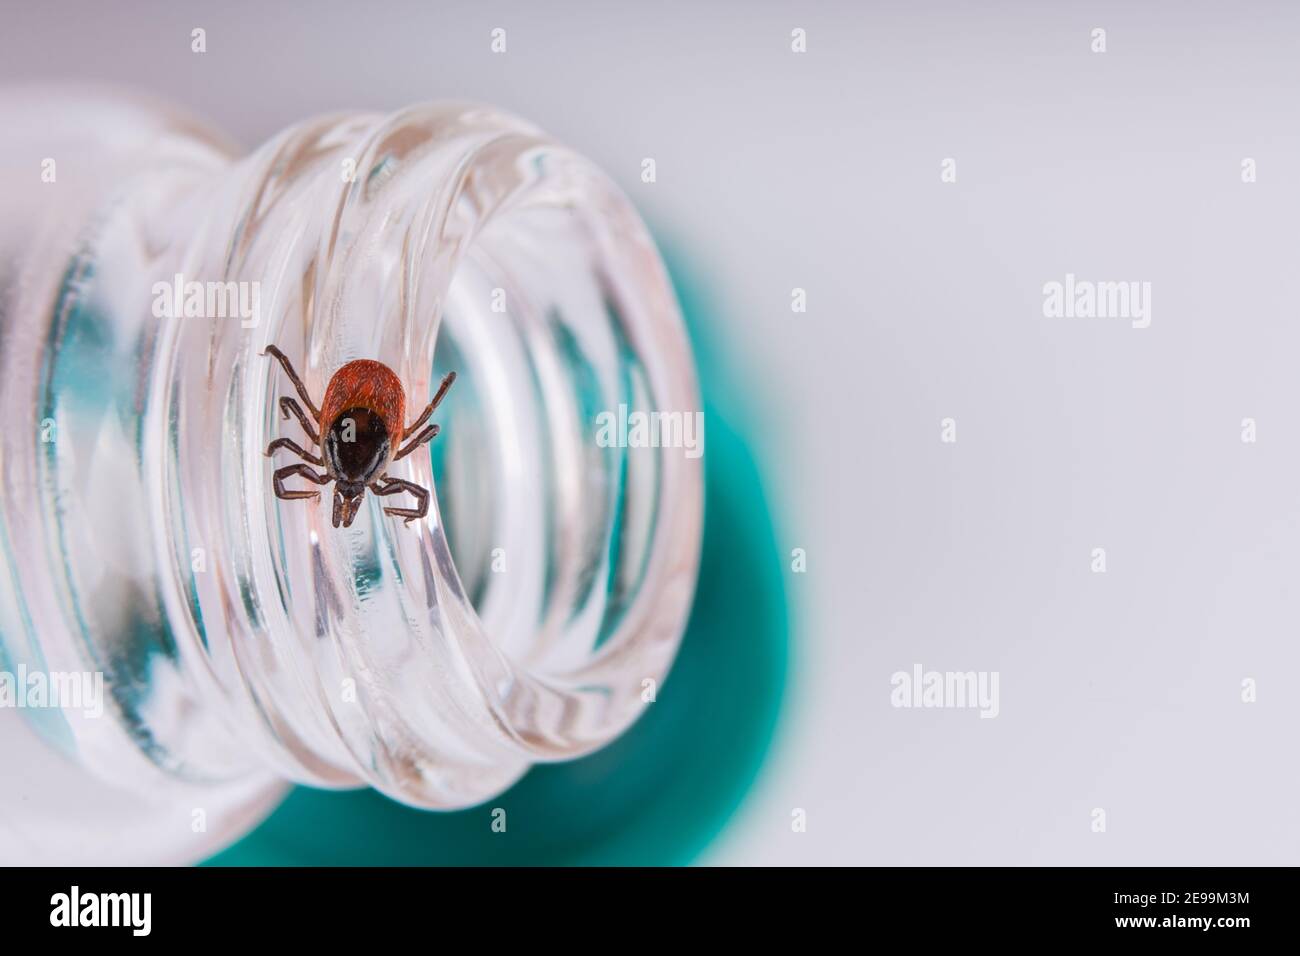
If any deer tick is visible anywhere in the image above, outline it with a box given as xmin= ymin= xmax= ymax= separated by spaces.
xmin=263 ymin=345 xmax=456 ymax=528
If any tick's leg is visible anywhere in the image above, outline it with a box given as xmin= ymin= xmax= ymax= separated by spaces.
xmin=392 ymin=423 xmax=439 ymax=462
xmin=264 ymin=345 xmax=321 ymax=420
xmin=273 ymin=463 xmax=330 ymax=501
xmin=265 ymin=437 xmax=324 ymax=466
xmin=370 ymin=476 xmax=429 ymax=525
xmin=403 ymin=371 xmax=456 ymax=440
xmin=280 ymin=396 xmax=319 ymax=443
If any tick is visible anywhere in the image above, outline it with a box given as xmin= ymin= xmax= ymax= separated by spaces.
xmin=263 ymin=345 xmax=456 ymax=528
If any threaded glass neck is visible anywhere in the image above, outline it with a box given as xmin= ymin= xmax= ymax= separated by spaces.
xmin=0 ymin=91 xmax=701 ymax=828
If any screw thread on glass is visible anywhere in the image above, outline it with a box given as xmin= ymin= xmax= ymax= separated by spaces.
xmin=0 ymin=88 xmax=702 ymax=862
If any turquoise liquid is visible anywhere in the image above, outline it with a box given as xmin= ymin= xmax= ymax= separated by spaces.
xmin=205 ymin=256 xmax=791 ymax=865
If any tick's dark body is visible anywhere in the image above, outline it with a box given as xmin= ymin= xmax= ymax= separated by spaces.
xmin=263 ymin=347 xmax=455 ymax=528
xmin=325 ymin=406 xmax=390 ymax=494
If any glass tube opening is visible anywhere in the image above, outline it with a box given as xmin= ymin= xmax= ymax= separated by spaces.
xmin=0 ymin=91 xmax=702 ymax=847
xmin=175 ymin=104 xmax=704 ymax=808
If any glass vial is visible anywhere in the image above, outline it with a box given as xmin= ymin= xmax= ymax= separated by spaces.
xmin=0 ymin=87 xmax=703 ymax=863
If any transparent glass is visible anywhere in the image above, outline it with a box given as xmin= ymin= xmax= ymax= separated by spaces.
xmin=0 ymin=87 xmax=703 ymax=863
